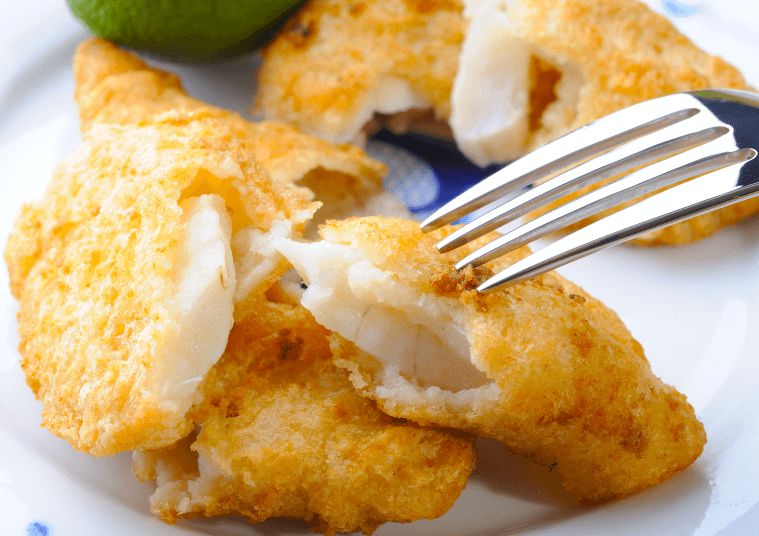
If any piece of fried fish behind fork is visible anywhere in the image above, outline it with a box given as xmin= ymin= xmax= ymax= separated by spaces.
xmin=254 ymin=0 xmax=759 ymax=245
xmin=133 ymin=293 xmax=476 ymax=535
xmin=255 ymin=0 xmax=749 ymax=154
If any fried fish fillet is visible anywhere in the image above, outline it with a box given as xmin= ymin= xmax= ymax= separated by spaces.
xmin=256 ymin=0 xmax=748 ymax=155
xmin=4 ymin=107 xmax=319 ymax=456
xmin=133 ymin=293 xmax=476 ymax=535
xmin=74 ymin=38 xmax=412 ymax=236
xmin=255 ymin=0 xmax=759 ymax=245
xmin=273 ymin=217 xmax=706 ymax=502
xmin=255 ymin=0 xmax=464 ymax=145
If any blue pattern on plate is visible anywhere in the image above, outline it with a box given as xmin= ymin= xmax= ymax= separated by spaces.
xmin=368 ymin=129 xmax=504 ymax=221
xmin=662 ymin=0 xmax=702 ymax=17
xmin=25 ymin=522 xmax=50 ymax=536
xmin=365 ymin=139 xmax=439 ymax=211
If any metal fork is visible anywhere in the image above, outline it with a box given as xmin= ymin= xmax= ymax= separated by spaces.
xmin=421 ymin=89 xmax=759 ymax=294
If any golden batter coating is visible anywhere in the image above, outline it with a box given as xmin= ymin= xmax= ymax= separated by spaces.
xmin=74 ymin=38 xmax=413 ymax=236
xmin=473 ymin=0 xmax=747 ymax=153
xmin=256 ymin=0 xmax=748 ymax=150
xmin=133 ymin=294 xmax=476 ymax=535
xmin=254 ymin=0 xmax=465 ymax=144
xmin=487 ymin=0 xmax=759 ymax=243
xmin=74 ymin=38 xmax=387 ymax=199
xmin=274 ymin=217 xmax=706 ymax=502
xmin=255 ymin=0 xmax=759 ymax=245
xmin=4 ymin=107 xmax=317 ymax=456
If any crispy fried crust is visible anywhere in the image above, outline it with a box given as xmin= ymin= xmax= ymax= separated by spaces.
xmin=504 ymin=0 xmax=748 ymax=149
xmin=134 ymin=295 xmax=476 ymax=535
xmin=74 ymin=38 xmax=386 ymax=195
xmin=256 ymin=0 xmax=748 ymax=145
xmin=255 ymin=0 xmax=465 ymax=142
xmin=4 ymin=111 xmax=316 ymax=456
xmin=505 ymin=0 xmax=759 ymax=243
xmin=300 ymin=217 xmax=705 ymax=502
xmin=255 ymin=0 xmax=759 ymax=244
xmin=73 ymin=39 xmax=413 ymax=236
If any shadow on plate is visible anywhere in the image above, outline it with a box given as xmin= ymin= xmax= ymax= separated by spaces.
xmin=470 ymin=438 xmax=579 ymax=507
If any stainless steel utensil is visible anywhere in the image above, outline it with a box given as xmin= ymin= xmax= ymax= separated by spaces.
xmin=421 ymin=89 xmax=759 ymax=293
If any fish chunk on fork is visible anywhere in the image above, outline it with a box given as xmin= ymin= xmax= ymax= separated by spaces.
xmin=274 ymin=216 xmax=706 ymax=502
xmin=423 ymin=89 xmax=759 ymax=293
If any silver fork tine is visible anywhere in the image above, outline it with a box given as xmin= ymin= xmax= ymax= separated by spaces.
xmin=420 ymin=95 xmax=701 ymax=232
xmin=476 ymin=149 xmax=759 ymax=293
xmin=456 ymin=147 xmax=754 ymax=270
xmin=437 ymin=126 xmax=730 ymax=253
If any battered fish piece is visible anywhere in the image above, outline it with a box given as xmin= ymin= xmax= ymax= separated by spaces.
xmin=255 ymin=0 xmax=464 ymax=145
xmin=255 ymin=0 xmax=759 ymax=245
xmin=74 ymin=37 xmax=412 ymax=236
xmin=133 ymin=294 xmax=476 ymax=535
xmin=256 ymin=0 xmax=747 ymax=156
xmin=4 ymin=110 xmax=317 ymax=456
xmin=273 ymin=217 xmax=706 ymax=502
xmin=458 ymin=0 xmax=759 ymax=244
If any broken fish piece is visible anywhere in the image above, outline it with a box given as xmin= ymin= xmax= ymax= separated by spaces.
xmin=73 ymin=37 xmax=412 ymax=236
xmin=255 ymin=0 xmax=759 ymax=245
xmin=256 ymin=0 xmax=749 ymax=158
xmin=273 ymin=216 xmax=706 ymax=502
xmin=254 ymin=0 xmax=464 ymax=145
xmin=4 ymin=109 xmax=316 ymax=456
xmin=454 ymin=0 xmax=759 ymax=244
xmin=133 ymin=294 xmax=476 ymax=535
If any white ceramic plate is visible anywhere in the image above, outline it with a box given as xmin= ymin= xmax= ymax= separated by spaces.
xmin=2 ymin=1 xmax=759 ymax=535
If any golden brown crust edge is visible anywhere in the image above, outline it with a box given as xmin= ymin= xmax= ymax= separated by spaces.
xmin=255 ymin=0 xmax=466 ymax=141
